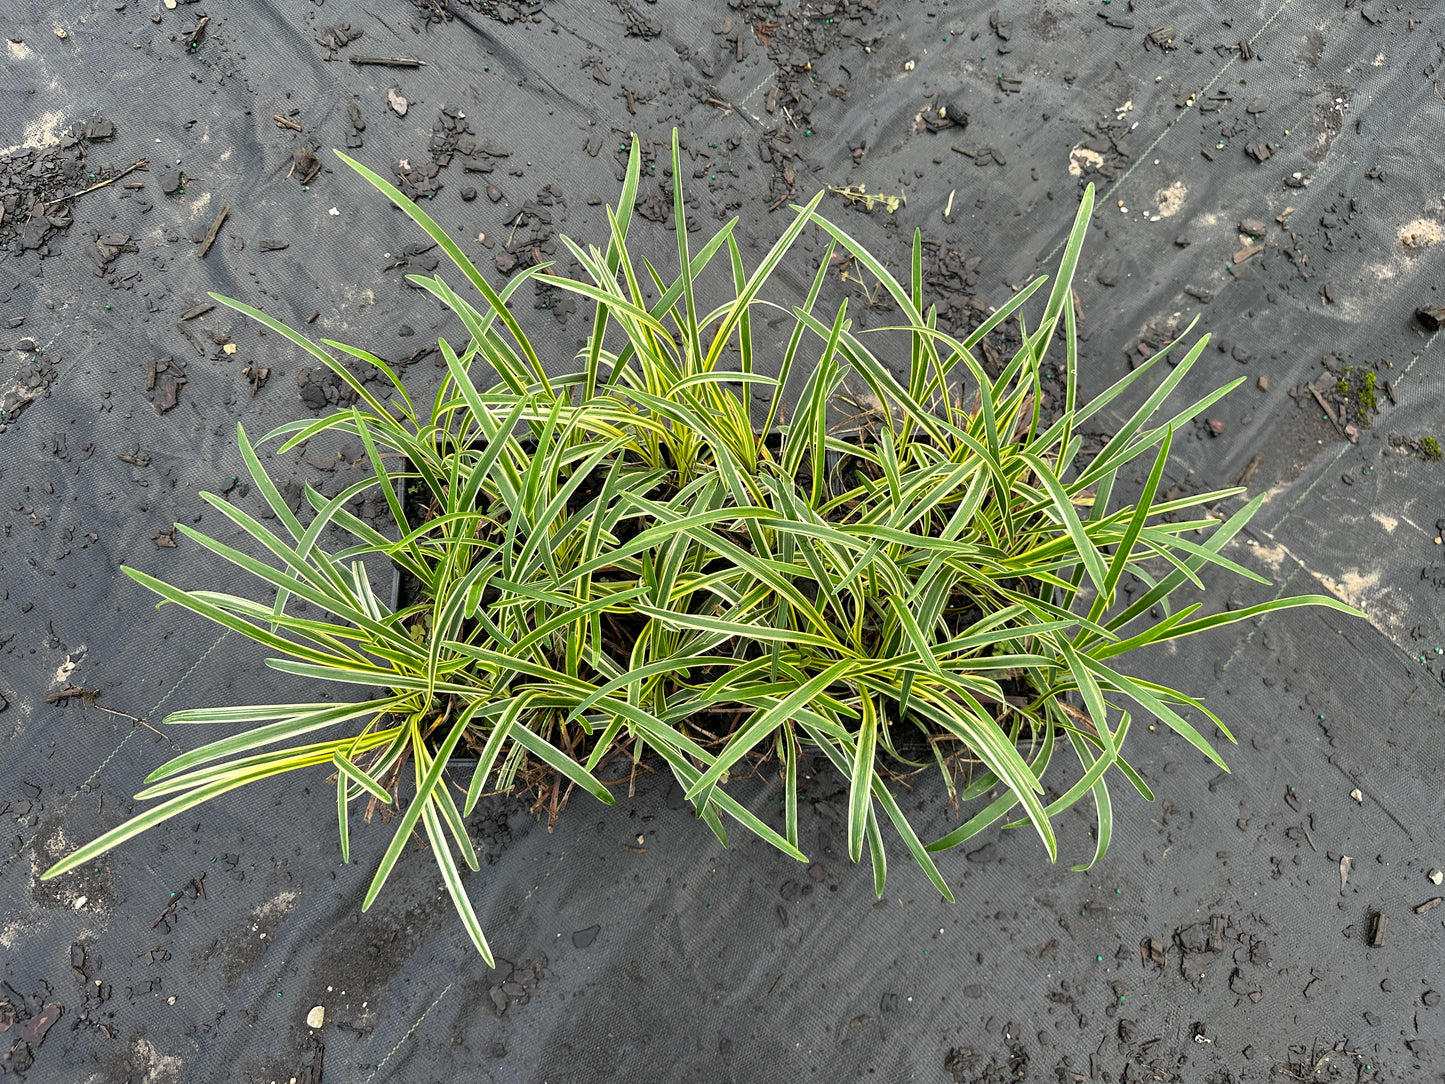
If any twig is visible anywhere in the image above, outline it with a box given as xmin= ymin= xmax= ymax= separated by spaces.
xmin=1306 ymin=382 xmax=1347 ymax=437
xmin=349 ymin=55 xmax=426 ymax=68
xmin=1236 ymin=452 xmax=1262 ymax=487
xmin=195 ymin=204 xmax=229 ymax=259
xmin=152 ymin=898 xmax=178 ymax=929
xmin=42 ymin=158 xmax=149 ymax=209
xmin=272 ymin=115 xmax=303 ymax=132
xmin=87 ymin=703 xmax=182 ymax=751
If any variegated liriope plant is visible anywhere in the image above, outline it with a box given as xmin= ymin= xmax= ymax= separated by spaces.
xmin=45 ymin=132 xmax=1358 ymax=964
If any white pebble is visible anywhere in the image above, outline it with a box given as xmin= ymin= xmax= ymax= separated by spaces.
xmin=307 ymin=1005 xmax=325 ymax=1029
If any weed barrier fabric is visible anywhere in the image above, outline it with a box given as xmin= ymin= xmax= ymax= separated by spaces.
xmin=0 ymin=0 xmax=1442 ymax=1080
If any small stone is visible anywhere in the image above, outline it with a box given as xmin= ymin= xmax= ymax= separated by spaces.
xmin=388 ymin=87 xmax=408 ymax=116
xmin=1429 ymin=869 xmax=1444 ymax=886
xmin=1238 ymin=219 xmax=1269 ymax=236
xmin=460 ymin=187 xmax=477 ymax=201
xmin=1417 ymin=305 xmax=1445 ymax=331
xmin=307 ymin=1005 xmax=325 ymax=1028
xmin=159 ymin=170 xmax=182 ymax=194
xmin=73 ymin=896 xmax=88 ymax=909
xmin=486 ymin=185 xmax=503 ymax=203
xmin=1207 ymin=418 xmax=1225 ymax=437
xmin=1257 ymin=375 xmax=1269 ymax=391
xmin=1349 ymin=788 xmax=1363 ymax=803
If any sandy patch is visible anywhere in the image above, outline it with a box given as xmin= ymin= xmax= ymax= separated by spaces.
xmin=0 ymin=110 xmax=68 ymax=156
xmin=1400 ymin=219 xmax=1441 ymax=249
xmin=1068 ymin=145 xmax=1103 ymax=177
xmin=1153 ymin=182 xmax=1187 ymax=218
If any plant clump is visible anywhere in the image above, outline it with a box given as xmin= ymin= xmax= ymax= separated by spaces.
xmin=44 ymin=133 xmax=1358 ymax=963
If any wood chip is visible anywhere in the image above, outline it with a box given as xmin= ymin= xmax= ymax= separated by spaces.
xmin=196 ymin=204 xmax=229 ymax=258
